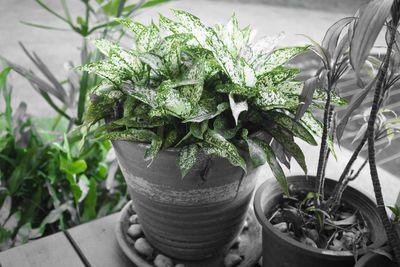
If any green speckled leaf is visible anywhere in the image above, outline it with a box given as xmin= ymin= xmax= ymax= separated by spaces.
xmin=78 ymin=61 xmax=125 ymax=84
xmin=184 ymin=102 xmax=229 ymax=123
xmin=240 ymin=58 xmax=257 ymax=87
xmin=178 ymin=144 xmax=200 ymax=177
xmin=266 ymin=111 xmax=317 ymax=145
xmin=214 ymin=116 xmax=240 ymax=140
xmin=301 ymin=112 xmax=337 ymax=159
xmin=111 ymin=116 xmax=164 ymax=129
xmin=138 ymin=53 xmax=163 ymax=72
xmin=255 ymin=86 xmax=287 ymax=110
xmin=144 ymin=136 xmax=163 ymax=161
xmin=257 ymin=66 xmax=300 ymax=86
xmin=116 ymin=17 xmax=146 ymax=35
xmin=156 ymin=80 xmax=197 ymax=118
xmin=172 ymin=10 xmax=245 ymax=86
xmin=313 ymin=90 xmax=348 ymax=106
xmin=162 ymin=128 xmax=178 ymax=148
xmin=92 ymin=39 xmax=143 ymax=74
xmin=137 ymin=22 xmax=160 ymax=53
xmin=102 ymin=128 xmax=156 ymax=142
xmin=102 ymin=128 xmax=161 ymax=161
xmin=84 ymin=83 xmax=122 ymax=123
xmin=216 ymin=83 xmax=259 ymax=98
xmin=159 ymin=14 xmax=187 ymax=34
xmin=203 ymin=129 xmax=246 ymax=172
xmin=255 ymin=46 xmax=308 ymax=75
xmin=190 ymin=121 xmax=208 ymax=140
xmin=121 ymin=82 xmax=157 ymax=107
xmin=242 ymin=135 xmax=288 ymax=196
xmin=267 ymin=127 xmax=307 ymax=174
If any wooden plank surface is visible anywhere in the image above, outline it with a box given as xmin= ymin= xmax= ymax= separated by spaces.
xmin=0 ymin=232 xmax=84 ymax=267
xmin=67 ymin=212 xmax=133 ymax=267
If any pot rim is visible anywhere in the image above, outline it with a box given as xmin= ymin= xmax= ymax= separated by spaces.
xmin=254 ymin=175 xmax=384 ymax=258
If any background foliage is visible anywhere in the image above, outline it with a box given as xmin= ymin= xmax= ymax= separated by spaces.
xmin=0 ymin=0 xmax=171 ymax=251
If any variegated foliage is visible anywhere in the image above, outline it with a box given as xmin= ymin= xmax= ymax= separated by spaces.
xmin=80 ymin=10 xmax=326 ymax=192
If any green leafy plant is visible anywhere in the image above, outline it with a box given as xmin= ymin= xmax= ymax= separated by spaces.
xmin=0 ymin=68 xmax=127 ymax=250
xmin=79 ymin=10 xmax=331 ymax=191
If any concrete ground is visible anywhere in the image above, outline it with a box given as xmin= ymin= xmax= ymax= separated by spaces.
xmin=1 ymin=1 xmax=399 ymax=205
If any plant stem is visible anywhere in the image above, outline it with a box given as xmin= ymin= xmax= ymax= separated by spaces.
xmin=315 ymin=88 xmax=332 ymax=196
xmin=367 ymin=21 xmax=400 ymax=265
xmin=330 ymin=133 xmax=367 ymax=201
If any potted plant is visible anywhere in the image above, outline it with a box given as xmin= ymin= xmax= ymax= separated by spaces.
xmin=79 ymin=10 xmax=321 ymax=260
xmin=254 ymin=0 xmax=400 ymax=266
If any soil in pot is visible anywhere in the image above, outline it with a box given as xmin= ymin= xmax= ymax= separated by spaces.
xmin=113 ymin=140 xmax=262 ymax=261
xmin=269 ymin=191 xmax=371 ymax=252
xmin=254 ymin=175 xmax=386 ymax=267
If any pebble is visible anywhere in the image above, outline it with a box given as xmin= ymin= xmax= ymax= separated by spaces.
xmin=175 ymin=264 xmax=185 ymax=267
xmin=129 ymin=214 xmax=139 ymax=224
xmin=127 ymin=224 xmax=142 ymax=239
xmin=224 ymin=253 xmax=242 ymax=267
xmin=154 ymin=254 xmax=174 ymax=267
xmin=134 ymin=238 xmax=153 ymax=257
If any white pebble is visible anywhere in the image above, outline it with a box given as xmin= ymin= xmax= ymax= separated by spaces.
xmin=129 ymin=214 xmax=139 ymax=224
xmin=134 ymin=238 xmax=153 ymax=257
xmin=224 ymin=253 xmax=242 ymax=267
xmin=127 ymin=224 xmax=142 ymax=238
xmin=175 ymin=264 xmax=185 ymax=267
xmin=154 ymin=254 xmax=174 ymax=267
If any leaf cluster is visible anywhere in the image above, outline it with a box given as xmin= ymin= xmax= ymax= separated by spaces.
xmin=81 ymin=11 xmax=324 ymax=190
xmin=0 ymin=68 xmax=127 ymax=250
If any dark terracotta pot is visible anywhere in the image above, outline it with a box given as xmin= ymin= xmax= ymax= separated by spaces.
xmin=112 ymin=140 xmax=261 ymax=260
xmin=254 ymin=175 xmax=387 ymax=267
xmin=354 ymin=252 xmax=396 ymax=267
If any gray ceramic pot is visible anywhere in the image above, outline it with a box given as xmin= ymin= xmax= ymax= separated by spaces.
xmin=112 ymin=140 xmax=261 ymax=260
xmin=254 ymin=175 xmax=386 ymax=267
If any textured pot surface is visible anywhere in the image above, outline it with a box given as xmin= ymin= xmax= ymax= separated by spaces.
xmin=254 ymin=175 xmax=386 ymax=267
xmin=113 ymin=141 xmax=260 ymax=260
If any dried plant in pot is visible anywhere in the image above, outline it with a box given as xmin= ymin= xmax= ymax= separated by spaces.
xmin=78 ymin=11 xmax=322 ymax=260
xmin=254 ymin=0 xmax=400 ymax=266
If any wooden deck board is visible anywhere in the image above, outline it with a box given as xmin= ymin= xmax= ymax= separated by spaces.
xmin=0 ymin=232 xmax=84 ymax=267
xmin=67 ymin=212 xmax=133 ymax=267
